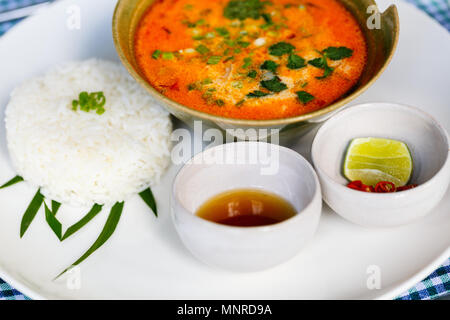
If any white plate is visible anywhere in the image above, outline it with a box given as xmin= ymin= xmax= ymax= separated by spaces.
xmin=0 ymin=0 xmax=449 ymax=300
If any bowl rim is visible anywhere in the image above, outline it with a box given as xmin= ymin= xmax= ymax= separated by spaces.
xmin=171 ymin=141 xmax=322 ymax=232
xmin=311 ymin=102 xmax=450 ymax=199
xmin=112 ymin=0 xmax=400 ymax=126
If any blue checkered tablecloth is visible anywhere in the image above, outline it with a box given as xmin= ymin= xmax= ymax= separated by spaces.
xmin=0 ymin=0 xmax=449 ymax=300
xmin=0 ymin=0 xmax=50 ymax=35
xmin=396 ymin=259 xmax=450 ymax=300
xmin=0 ymin=278 xmax=30 ymax=300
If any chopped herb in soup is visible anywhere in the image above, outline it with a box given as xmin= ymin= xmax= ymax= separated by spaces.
xmin=135 ymin=0 xmax=367 ymax=120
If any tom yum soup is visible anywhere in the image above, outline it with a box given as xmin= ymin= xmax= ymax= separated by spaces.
xmin=135 ymin=0 xmax=367 ymax=120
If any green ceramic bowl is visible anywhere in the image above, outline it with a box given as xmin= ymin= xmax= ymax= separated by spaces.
xmin=113 ymin=0 xmax=399 ymax=137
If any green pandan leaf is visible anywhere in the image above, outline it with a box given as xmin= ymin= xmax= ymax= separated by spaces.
xmin=44 ymin=202 xmax=62 ymax=240
xmin=139 ymin=187 xmax=158 ymax=217
xmin=0 ymin=176 xmax=24 ymax=189
xmin=20 ymin=190 xmax=44 ymax=238
xmin=52 ymin=200 xmax=61 ymax=215
xmin=61 ymin=204 xmax=103 ymax=241
xmin=55 ymin=202 xmax=124 ymax=279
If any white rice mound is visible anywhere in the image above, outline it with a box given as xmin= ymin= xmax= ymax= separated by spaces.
xmin=5 ymin=59 xmax=172 ymax=207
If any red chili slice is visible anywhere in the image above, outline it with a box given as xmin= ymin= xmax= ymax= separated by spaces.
xmin=169 ymin=81 xmax=180 ymax=91
xmin=347 ymin=180 xmax=418 ymax=193
xmin=374 ymin=181 xmax=396 ymax=193
xmin=397 ymin=184 xmax=418 ymax=192
xmin=347 ymin=180 xmax=373 ymax=192
xmin=347 ymin=180 xmax=364 ymax=190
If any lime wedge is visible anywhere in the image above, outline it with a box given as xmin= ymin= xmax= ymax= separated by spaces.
xmin=343 ymin=137 xmax=413 ymax=187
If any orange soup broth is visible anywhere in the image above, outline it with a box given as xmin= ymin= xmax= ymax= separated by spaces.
xmin=135 ymin=0 xmax=367 ymax=120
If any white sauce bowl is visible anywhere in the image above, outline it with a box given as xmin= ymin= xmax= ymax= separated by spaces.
xmin=171 ymin=142 xmax=322 ymax=272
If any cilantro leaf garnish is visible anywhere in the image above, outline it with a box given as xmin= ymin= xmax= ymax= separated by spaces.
xmin=308 ymin=57 xmax=326 ymax=69
xmin=224 ymin=0 xmax=267 ymax=21
xmin=195 ymin=44 xmax=210 ymax=55
xmin=268 ymin=42 xmax=295 ymax=56
xmin=260 ymin=76 xmax=288 ymax=92
xmin=287 ymin=54 xmax=306 ymax=69
xmin=316 ymin=65 xmax=333 ymax=79
xmin=296 ymin=91 xmax=315 ymax=103
xmin=72 ymin=91 xmax=106 ymax=115
xmin=215 ymin=27 xmax=230 ymax=37
xmin=307 ymin=47 xmax=352 ymax=79
xmin=260 ymin=60 xmax=278 ymax=73
xmin=261 ymin=12 xmax=274 ymax=28
xmin=322 ymin=46 xmax=353 ymax=60
xmin=308 ymin=56 xmax=334 ymax=79
xmin=247 ymin=90 xmax=271 ymax=98
xmin=261 ymin=13 xmax=273 ymax=24
xmin=247 ymin=70 xmax=258 ymax=78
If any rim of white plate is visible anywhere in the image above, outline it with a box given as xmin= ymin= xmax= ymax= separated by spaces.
xmin=0 ymin=0 xmax=448 ymax=300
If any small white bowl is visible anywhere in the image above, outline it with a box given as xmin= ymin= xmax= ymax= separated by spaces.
xmin=311 ymin=102 xmax=450 ymax=228
xmin=171 ymin=142 xmax=322 ymax=272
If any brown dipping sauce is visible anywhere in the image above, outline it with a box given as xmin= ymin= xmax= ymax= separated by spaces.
xmin=196 ymin=189 xmax=297 ymax=227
